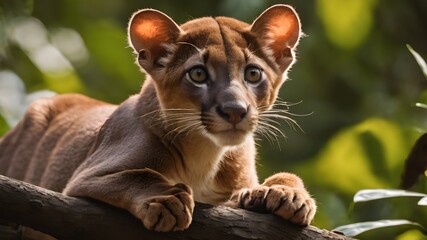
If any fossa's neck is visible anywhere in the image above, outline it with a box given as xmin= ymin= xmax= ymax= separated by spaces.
xmin=137 ymin=79 xmax=231 ymax=184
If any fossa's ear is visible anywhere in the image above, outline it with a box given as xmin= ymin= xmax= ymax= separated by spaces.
xmin=128 ymin=9 xmax=182 ymax=70
xmin=251 ymin=5 xmax=301 ymax=71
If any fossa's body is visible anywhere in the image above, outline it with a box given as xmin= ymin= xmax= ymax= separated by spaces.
xmin=0 ymin=5 xmax=316 ymax=232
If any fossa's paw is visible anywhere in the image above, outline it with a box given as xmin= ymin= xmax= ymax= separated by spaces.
xmin=136 ymin=183 xmax=194 ymax=232
xmin=238 ymin=185 xmax=316 ymax=226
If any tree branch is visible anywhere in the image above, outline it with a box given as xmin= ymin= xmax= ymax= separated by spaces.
xmin=0 ymin=175 xmax=352 ymax=240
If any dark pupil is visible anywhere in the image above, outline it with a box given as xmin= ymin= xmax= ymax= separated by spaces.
xmin=192 ymin=68 xmax=205 ymax=81
xmin=248 ymin=69 xmax=260 ymax=81
xmin=250 ymin=70 xmax=258 ymax=77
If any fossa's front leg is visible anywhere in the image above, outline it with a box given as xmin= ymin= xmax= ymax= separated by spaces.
xmin=227 ymin=172 xmax=316 ymax=225
xmin=64 ymin=168 xmax=194 ymax=232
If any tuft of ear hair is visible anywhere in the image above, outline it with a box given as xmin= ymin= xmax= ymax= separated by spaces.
xmin=128 ymin=9 xmax=183 ymax=70
xmin=251 ymin=5 xmax=301 ymax=70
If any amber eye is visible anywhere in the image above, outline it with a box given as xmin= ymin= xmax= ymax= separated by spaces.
xmin=187 ymin=67 xmax=208 ymax=83
xmin=244 ymin=66 xmax=263 ymax=83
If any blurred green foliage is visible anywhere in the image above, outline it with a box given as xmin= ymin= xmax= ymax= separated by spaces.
xmin=0 ymin=114 xmax=7 ymax=136
xmin=1 ymin=0 xmax=427 ymax=238
xmin=334 ymin=189 xmax=427 ymax=237
xmin=317 ymin=0 xmax=378 ymax=49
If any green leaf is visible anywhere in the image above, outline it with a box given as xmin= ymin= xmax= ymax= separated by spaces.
xmin=418 ymin=197 xmax=427 ymax=206
xmin=407 ymin=44 xmax=427 ymax=80
xmin=415 ymin=103 xmax=427 ymax=109
xmin=298 ymin=118 xmax=414 ymax=195
xmin=333 ymin=219 xmax=426 ymax=237
xmin=354 ymin=189 xmax=427 ymax=203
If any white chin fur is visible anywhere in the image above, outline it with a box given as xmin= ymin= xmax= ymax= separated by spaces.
xmin=207 ymin=130 xmax=252 ymax=147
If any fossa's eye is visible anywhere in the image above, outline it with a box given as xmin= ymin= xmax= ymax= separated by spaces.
xmin=244 ymin=66 xmax=263 ymax=83
xmin=187 ymin=66 xmax=208 ymax=83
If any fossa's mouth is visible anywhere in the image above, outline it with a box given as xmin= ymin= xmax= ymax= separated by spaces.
xmin=215 ymin=128 xmax=248 ymax=136
xmin=208 ymin=127 xmax=252 ymax=146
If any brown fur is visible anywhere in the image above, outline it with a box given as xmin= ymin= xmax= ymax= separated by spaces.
xmin=0 ymin=5 xmax=316 ymax=233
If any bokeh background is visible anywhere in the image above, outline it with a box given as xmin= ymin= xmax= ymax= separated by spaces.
xmin=1 ymin=0 xmax=427 ymax=238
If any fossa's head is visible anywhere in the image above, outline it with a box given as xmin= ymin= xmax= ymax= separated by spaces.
xmin=128 ymin=5 xmax=301 ymax=146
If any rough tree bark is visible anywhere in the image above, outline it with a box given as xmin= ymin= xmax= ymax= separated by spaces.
xmin=0 ymin=175 xmax=352 ymax=240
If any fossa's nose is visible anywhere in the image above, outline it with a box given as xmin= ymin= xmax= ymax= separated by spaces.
xmin=216 ymin=102 xmax=248 ymax=125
